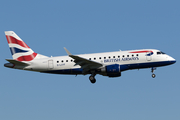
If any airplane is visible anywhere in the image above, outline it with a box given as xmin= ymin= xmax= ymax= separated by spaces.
xmin=4 ymin=31 xmax=176 ymax=84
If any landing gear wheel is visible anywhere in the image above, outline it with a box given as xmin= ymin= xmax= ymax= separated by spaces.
xmin=90 ymin=79 xmax=96 ymax=84
xmin=89 ymin=76 xmax=96 ymax=84
xmin=89 ymin=76 xmax=94 ymax=81
xmin=152 ymin=74 xmax=156 ymax=78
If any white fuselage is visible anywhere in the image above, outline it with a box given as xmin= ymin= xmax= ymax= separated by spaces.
xmin=4 ymin=31 xmax=176 ymax=83
xmin=21 ymin=49 xmax=175 ymax=77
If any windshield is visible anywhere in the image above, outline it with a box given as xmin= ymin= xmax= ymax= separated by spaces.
xmin=157 ymin=51 xmax=166 ymax=55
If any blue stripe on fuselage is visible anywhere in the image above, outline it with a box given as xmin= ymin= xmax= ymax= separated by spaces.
xmin=127 ymin=60 xmax=175 ymax=70
xmin=42 ymin=68 xmax=83 ymax=74
xmin=42 ymin=61 xmax=175 ymax=75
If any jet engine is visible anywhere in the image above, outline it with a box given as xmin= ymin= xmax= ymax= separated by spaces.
xmin=100 ymin=64 xmax=129 ymax=77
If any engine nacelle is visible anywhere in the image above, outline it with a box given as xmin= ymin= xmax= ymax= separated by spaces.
xmin=100 ymin=64 xmax=129 ymax=77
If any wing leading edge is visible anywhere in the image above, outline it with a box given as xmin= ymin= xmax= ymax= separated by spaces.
xmin=64 ymin=47 xmax=103 ymax=73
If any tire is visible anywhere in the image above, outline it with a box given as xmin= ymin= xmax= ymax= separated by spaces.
xmin=152 ymin=74 xmax=156 ymax=78
xmin=90 ymin=79 xmax=96 ymax=84
xmin=89 ymin=76 xmax=96 ymax=83
xmin=89 ymin=76 xmax=94 ymax=81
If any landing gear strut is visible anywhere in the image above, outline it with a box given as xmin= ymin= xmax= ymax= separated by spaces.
xmin=89 ymin=72 xmax=96 ymax=84
xmin=151 ymin=67 xmax=156 ymax=78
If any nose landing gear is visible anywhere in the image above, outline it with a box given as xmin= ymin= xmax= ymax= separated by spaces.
xmin=151 ymin=67 xmax=156 ymax=78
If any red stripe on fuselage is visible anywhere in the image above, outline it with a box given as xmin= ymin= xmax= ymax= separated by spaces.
xmin=129 ymin=50 xmax=153 ymax=53
xmin=6 ymin=35 xmax=30 ymax=48
xmin=16 ymin=53 xmax=37 ymax=61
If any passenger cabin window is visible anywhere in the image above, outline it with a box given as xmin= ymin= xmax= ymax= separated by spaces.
xmin=109 ymin=56 xmax=111 ymax=59
xmin=94 ymin=58 xmax=96 ymax=60
xmin=89 ymin=58 xmax=91 ymax=60
xmin=66 ymin=60 xmax=68 ymax=62
xmin=99 ymin=57 xmax=101 ymax=59
xmin=127 ymin=55 xmax=129 ymax=57
xmin=57 ymin=61 xmax=59 ymax=63
xmin=118 ymin=56 xmax=120 ymax=58
xmin=122 ymin=55 xmax=124 ymax=57
xmin=113 ymin=56 xmax=115 ymax=58
xmin=104 ymin=57 xmax=106 ymax=59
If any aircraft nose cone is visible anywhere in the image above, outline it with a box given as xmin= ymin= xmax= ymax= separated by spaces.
xmin=170 ymin=59 xmax=176 ymax=64
xmin=168 ymin=57 xmax=176 ymax=64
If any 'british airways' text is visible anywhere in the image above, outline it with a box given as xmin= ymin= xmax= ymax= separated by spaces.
xmin=104 ymin=57 xmax=139 ymax=63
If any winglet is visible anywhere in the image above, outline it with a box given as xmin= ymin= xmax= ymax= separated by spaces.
xmin=64 ymin=47 xmax=72 ymax=55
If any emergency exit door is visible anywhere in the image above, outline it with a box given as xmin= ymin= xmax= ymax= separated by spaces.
xmin=48 ymin=60 xmax=54 ymax=69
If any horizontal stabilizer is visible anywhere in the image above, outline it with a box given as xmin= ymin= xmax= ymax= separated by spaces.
xmin=6 ymin=59 xmax=29 ymax=66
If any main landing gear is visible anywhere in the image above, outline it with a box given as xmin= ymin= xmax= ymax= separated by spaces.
xmin=89 ymin=72 xmax=96 ymax=84
xmin=151 ymin=67 xmax=156 ymax=78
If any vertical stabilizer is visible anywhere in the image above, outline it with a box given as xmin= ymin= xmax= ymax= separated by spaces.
xmin=5 ymin=31 xmax=47 ymax=61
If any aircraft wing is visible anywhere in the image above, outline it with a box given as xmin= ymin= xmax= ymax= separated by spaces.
xmin=64 ymin=48 xmax=103 ymax=73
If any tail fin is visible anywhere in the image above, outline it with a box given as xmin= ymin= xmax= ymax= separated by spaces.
xmin=5 ymin=31 xmax=48 ymax=61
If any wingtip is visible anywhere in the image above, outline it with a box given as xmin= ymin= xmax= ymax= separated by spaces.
xmin=64 ymin=47 xmax=72 ymax=55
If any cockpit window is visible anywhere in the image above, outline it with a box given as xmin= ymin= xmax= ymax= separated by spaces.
xmin=157 ymin=52 xmax=161 ymax=55
xmin=161 ymin=51 xmax=166 ymax=54
xmin=157 ymin=51 xmax=166 ymax=55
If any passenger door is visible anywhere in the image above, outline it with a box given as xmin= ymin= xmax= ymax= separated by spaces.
xmin=146 ymin=52 xmax=152 ymax=61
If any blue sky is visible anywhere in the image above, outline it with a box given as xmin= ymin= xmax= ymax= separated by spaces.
xmin=0 ymin=0 xmax=179 ymax=120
